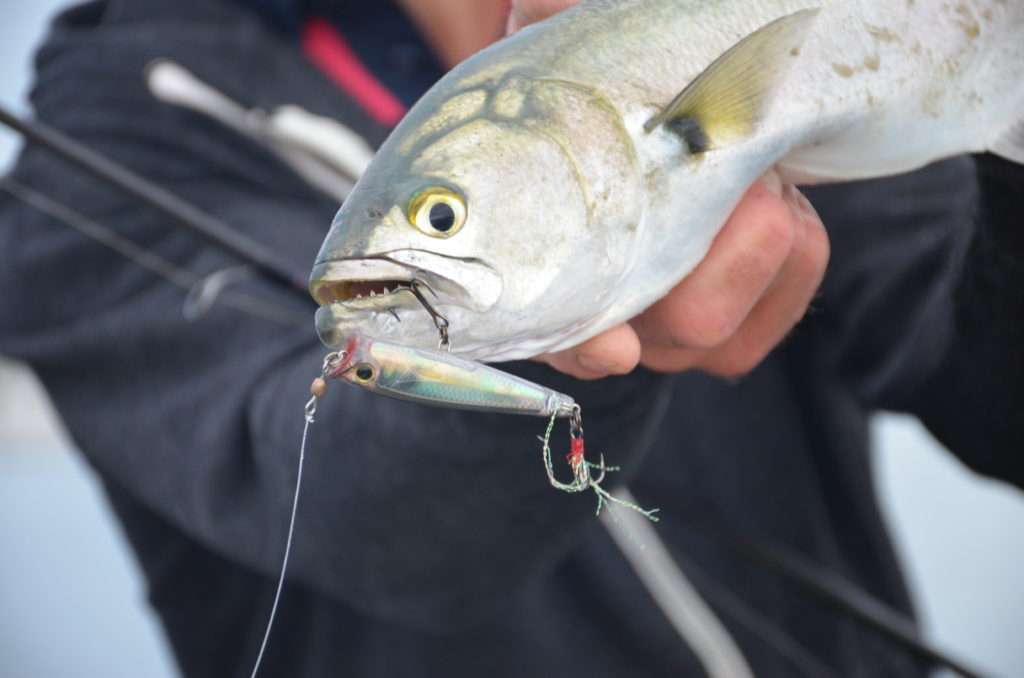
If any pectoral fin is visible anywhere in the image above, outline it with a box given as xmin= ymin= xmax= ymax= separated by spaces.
xmin=644 ymin=8 xmax=820 ymax=153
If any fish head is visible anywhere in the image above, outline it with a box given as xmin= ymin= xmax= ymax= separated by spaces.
xmin=312 ymin=57 xmax=643 ymax=360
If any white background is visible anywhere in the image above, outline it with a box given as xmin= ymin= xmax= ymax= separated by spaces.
xmin=1 ymin=2 xmax=1021 ymax=677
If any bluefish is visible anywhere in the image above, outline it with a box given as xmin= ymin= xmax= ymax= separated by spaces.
xmin=310 ymin=0 xmax=1024 ymax=360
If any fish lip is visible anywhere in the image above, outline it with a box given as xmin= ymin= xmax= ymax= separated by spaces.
xmin=308 ymin=249 xmax=502 ymax=314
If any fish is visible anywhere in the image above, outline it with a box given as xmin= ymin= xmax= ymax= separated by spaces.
xmin=329 ymin=333 xmax=577 ymax=417
xmin=309 ymin=0 xmax=1024 ymax=362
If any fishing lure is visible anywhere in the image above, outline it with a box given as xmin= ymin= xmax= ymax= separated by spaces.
xmin=328 ymin=331 xmax=575 ymax=416
xmin=328 ymin=331 xmax=659 ymax=520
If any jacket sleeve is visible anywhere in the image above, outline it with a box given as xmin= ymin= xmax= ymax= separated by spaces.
xmin=912 ymin=155 xmax=1024 ymax=487
xmin=804 ymin=156 xmax=1024 ymax=489
xmin=0 ymin=7 xmax=667 ymax=631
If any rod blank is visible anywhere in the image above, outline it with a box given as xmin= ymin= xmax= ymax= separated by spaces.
xmin=0 ymin=104 xmax=310 ymax=296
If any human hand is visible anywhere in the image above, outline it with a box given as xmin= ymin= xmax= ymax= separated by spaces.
xmin=512 ymin=0 xmax=830 ymax=382
xmin=537 ymin=174 xmax=829 ymax=380
xmin=506 ymin=0 xmax=579 ymax=32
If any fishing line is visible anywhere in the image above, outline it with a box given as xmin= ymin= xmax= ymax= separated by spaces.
xmin=0 ymin=177 xmax=305 ymax=327
xmin=249 ymin=351 xmax=342 ymax=678
xmin=249 ymin=408 xmax=309 ymax=678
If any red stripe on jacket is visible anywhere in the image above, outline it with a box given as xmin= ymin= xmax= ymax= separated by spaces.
xmin=302 ymin=18 xmax=408 ymax=128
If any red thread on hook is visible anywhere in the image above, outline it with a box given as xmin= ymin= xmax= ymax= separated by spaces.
xmin=567 ymin=437 xmax=585 ymax=469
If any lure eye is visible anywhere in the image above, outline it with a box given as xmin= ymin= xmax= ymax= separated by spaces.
xmin=354 ymin=364 xmax=375 ymax=383
xmin=407 ymin=187 xmax=467 ymax=238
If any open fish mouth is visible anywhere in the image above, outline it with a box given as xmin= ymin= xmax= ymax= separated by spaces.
xmin=312 ymin=279 xmax=412 ymax=305
xmin=308 ymin=249 xmax=503 ymax=314
xmin=310 ymin=259 xmax=420 ymax=308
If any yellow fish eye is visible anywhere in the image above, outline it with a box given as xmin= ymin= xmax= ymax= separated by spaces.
xmin=407 ymin=187 xmax=467 ymax=238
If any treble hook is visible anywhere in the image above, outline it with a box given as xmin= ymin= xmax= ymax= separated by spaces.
xmin=401 ymin=278 xmax=452 ymax=351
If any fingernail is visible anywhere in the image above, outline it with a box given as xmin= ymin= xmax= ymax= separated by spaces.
xmin=786 ymin=184 xmax=818 ymax=220
xmin=797 ymin=190 xmax=819 ymax=219
xmin=506 ymin=9 xmax=525 ymax=33
xmin=761 ymin=171 xmax=783 ymax=197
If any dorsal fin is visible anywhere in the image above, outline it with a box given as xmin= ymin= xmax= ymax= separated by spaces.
xmin=644 ymin=8 xmax=820 ymax=153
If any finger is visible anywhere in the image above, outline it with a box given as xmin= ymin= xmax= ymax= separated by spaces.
xmin=641 ymin=185 xmax=830 ymax=377
xmin=699 ymin=186 xmax=829 ymax=377
xmin=536 ymin=323 xmax=641 ymax=380
xmin=507 ymin=0 xmax=579 ymax=32
xmin=632 ymin=173 xmax=797 ymax=351
xmin=636 ymin=342 xmax=704 ymax=374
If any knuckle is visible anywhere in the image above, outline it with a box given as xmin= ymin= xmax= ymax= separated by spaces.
xmin=755 ymin=208 xmax=798 ymax=261
xmin=788 ymin=217 xmax=831 ymax=288
xmin=668 ymin=302 xmax=738 ymax=350
xmin=801 ymin=218 xmax=832 ymax=274
xmin=731 ymin=209 xmax=796 ymax=286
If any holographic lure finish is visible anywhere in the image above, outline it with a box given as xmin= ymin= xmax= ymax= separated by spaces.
xmin=330 ymin=334 xmax=576 ymax=417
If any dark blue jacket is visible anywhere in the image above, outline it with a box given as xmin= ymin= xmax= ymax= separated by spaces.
xmin=2 ymin=1 xmax=1021 ymax=676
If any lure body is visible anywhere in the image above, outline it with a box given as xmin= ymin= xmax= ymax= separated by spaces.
xmin=311 ymin=0 xmax=1024 ymax=361
xmin=331 ymin=334 xmax=576 ymax=417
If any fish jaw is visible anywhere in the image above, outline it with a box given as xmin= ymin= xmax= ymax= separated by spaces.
xmin=309 ymin=248 xmax=594 ymax=361
xmin=310 ymin=249 xmax=503 ymax=350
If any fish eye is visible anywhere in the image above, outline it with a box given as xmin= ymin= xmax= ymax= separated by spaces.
xmin=407 ymin=187 xmax=467 ymax=238
xmin=354 ymin=364 xmax=375 ymax=382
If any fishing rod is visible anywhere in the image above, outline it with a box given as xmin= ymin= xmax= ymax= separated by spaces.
xmin=0 ymin=176 xmax=305 ymax=327
xmin=0 ymin=106 xmax=987 ymax=678
xmin=0 ymin=104 xmax=310 ymax=296
xmin=671 ymin=501 xmax=985 ymax=677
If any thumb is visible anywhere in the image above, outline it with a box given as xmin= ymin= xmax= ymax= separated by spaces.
xmin=506 ymin=0 xmax=580 ymax=34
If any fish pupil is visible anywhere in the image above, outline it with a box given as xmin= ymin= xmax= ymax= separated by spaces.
xmin=429 ymin=202 xmax=456 ymax=232
xmin=356 ymin=365 xmax=374 ymax=381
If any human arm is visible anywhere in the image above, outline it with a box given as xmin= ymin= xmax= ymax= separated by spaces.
xmin=912 ymin=155 xmax=1024 ymax=485
xmin=802 ymin=155 xmax=1024 ymax=489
